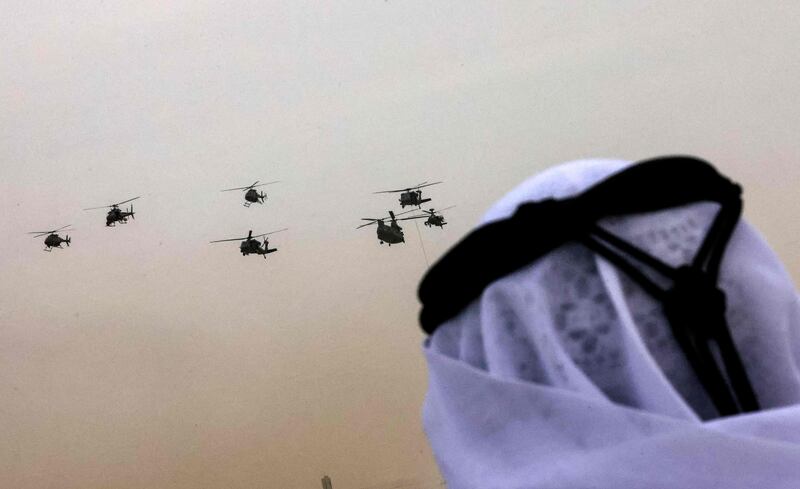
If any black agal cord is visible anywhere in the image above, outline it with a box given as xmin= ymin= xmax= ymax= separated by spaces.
xmin=418 ymin=156 xmax=759 ymax=416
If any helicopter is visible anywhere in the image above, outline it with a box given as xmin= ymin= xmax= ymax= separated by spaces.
xmin=399 ymin=206 xmax=455 ymax=228
xmin=221 ymin=180 xmax=280 ymax=207
xmin=357 ymin=211 xmax=425 ymax=245
xmin=209 ymin=228 xmax=288 ymax=258
xmin=373 ymin=181 xmax=442 ymax=208
xmin=83 ymin=196 xmax=140 ymax=226
xmin=28 ymin=225 xmax=72 ymax=251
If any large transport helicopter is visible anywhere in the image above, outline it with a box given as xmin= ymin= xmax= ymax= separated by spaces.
xmin=209 ymin=228 xmax=287 ymax=258
xmin=398 ymin=206 xmax=455 ymax=228
xmin=221 ymin=180 xmax=280 ymax=207
xmin=357 ymin=211 xmax=425 ymax=245
xmin=373 ymin=181 xmax=442 ymax=208
xmin=83 ymin=196 xmax=139 ymax=226
xmin=28 ymin=225 xmax=72 ymax=251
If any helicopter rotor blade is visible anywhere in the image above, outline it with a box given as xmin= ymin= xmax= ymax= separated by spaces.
xmin=414 ymin=181 xmax=442 ymax=190
xmin=373 ymin=182 xmax=425 ymax=194
xmin=394 ymin=208 xmax=420 ymax=217
xmin=113 ymin=196 xmax=140 ymax=206
xmin=220 ymin=183 xmax=256 ymax=192
xmin=40 ymin=225 xmax=71 ymax=233
xmin=221 ymin=180 xmax=279 ymax=192
xmin=251 ymin=228 xmax=288 ymax=238
xmin=250 ymin=180 xmax=280 ymax=188
xmin=396 ymin=215 xmax=428 ymax=222
xmin=84 ymin=196 xmax=140 ymax=210
xmin=357 ymin=221 xmax=382 ymax=229
xmin=427 ymin=205 xmax=455 ymax=215
xmin=373 ymin=181 xmax=441 ymax=193
xmin=28 ymin=224 xmax=72 ymax=237
xmin=209 ymin=237 xmax=249 ymax=244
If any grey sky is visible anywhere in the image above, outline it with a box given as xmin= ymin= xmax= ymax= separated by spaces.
xmin=2 ymin=2 xmax=799 ymax=488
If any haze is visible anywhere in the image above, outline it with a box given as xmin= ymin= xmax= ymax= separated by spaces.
xmin=2 ymin=2 xmax=799 ymax=488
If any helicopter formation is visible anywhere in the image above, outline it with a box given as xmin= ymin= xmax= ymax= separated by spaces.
xmin=359 ymin=182 xmax=453 ymax=245
xmin=29 ymin=181 xmax=289 ymax=261
xmin=28 ymin=194 xmax=142 ymax=250
xmin=209 ymin=180 xmax=287 ymax=258
xmin=29 ymin=178 xmax=453 ymax=255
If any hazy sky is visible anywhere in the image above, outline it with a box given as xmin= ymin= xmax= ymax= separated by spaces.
xmin=2 ymin=2 xmax=800 ymax=488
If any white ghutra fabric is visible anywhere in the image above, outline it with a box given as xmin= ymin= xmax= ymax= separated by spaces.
xmin=422 ymin=159 xmax=800 ymax=488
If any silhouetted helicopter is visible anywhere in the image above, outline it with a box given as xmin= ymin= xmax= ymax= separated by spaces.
xmin=28 ymin=225 xmax=72 ymax=251
xmin=209 ymin=228 xmax=287 ymax=258
xmin=374 ymin=181 xmax=442 ymax=208
xmin=357 ymin=211 xmax=425 ymax=245
xmin=221 ymin=180 xmax=280 ymax=207
xmin=84 ymin=196 xmax=139 ymax=226
xmin=399 ymin=206 xmax=455 ymax=228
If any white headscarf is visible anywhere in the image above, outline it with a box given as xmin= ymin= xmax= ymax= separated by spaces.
xmin=422 ymin=159 xmax=800 ymax=489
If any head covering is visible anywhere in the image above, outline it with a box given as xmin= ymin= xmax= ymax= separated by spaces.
xmin=420 ymin=158 xmax=800 ymax=489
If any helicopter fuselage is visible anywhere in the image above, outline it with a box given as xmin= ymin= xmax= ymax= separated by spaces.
xmin=425 ymin=215 xmax=446 ymax=227
xmin=376 ymin=221 xmax=405 ymax=245
xmin=399 ymin=190 xmax=430 ymax=208
xmin=244 ymin=188 xmax=266 ymax=204
xmin=106 ymin=207 xmax=134 ymax=226
xmin=43 ymin=233 xmax=69 ymax=249
xmin=240 ymin=239 xmax=276 ymax=257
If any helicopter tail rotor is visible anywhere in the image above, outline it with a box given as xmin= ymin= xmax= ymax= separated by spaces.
xmin=65 ymin=235 xmax=71 ymax=246
xmin=259 ymin=191 xmax=266 ymax=204
xmin=129 ymin=205 xmax=135 ymax=220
